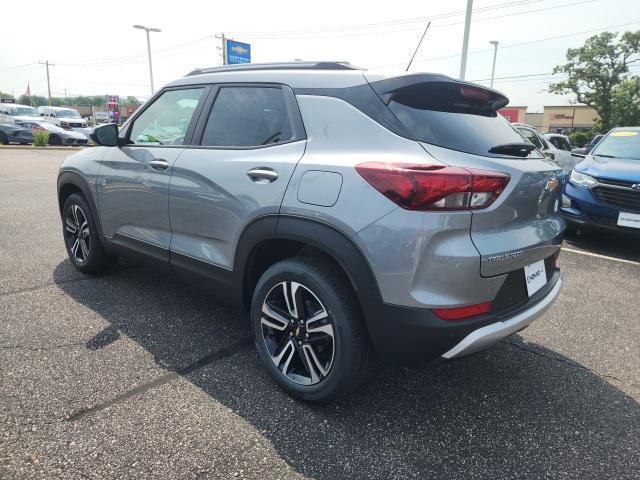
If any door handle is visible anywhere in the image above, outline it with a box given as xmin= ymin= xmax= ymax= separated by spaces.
xmin=149 ymin=159 xmax=169 ymax=171
xmin=247 ymin=168 xmax=278 ymax=183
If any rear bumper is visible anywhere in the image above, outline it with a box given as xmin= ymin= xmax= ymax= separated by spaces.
xmin=442 ymin=276 xmax=562 ymax=359
xmin=365 ymin=268 xmax=562 ymax=365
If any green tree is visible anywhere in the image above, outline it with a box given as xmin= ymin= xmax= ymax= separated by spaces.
xmin=18 ymin=95 xmax=48 ymax=107
xmin=550 ymin=31 xmax=640 ymax=131
xmin=609 ymin=77 xmax=640 ymax=127
xmin=122 ymin=96 xmax=142 ymax=107
xmin=569 ymin=131 xmax=588 ymax=147
xmin=0 ymin=91 xmax=15 ymax=101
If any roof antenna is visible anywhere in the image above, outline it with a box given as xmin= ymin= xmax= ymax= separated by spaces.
xmin=406 ymin=21 xmax=431 ymax=72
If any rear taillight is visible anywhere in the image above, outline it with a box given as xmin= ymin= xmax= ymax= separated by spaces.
xmin=432 ymin=301 xmax=492 ymax=321
xmin=355 ymin=162 xmax=510 ymax=211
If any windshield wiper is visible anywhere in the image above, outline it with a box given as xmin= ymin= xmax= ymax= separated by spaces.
xmin=593 ymin=153 xmax=617 ymax=158
xmin=488 ymin=143 xmax=535 ymax=157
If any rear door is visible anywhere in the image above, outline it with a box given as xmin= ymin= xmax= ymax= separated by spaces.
xmin=168 ymin=83 xmax=306 ymax=273
xmin=371 ymin=77 xmax=564 ymax=277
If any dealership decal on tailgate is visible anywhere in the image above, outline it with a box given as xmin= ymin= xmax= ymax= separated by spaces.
xmin=524 ymin=260 xmax=547 ymax=297
xmin=617 ymin=212 xmax=640 ymax=229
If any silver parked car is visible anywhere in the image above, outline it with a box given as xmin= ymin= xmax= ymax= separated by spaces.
xmin=15 ymin=120 xmax=88 ymax=146
xmin=57 ymin=62 xmax=564 ymax=402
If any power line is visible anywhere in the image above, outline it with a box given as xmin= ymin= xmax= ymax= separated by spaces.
xmin=52 ymin=34 xmax=215 ymax=67
xmin=229 ymin=0 xmax=597 ymax=40
xmin=371 ymin=19 xmax=640 ymax=69
xmin=227 ymin=0 xmax=542 ymax=36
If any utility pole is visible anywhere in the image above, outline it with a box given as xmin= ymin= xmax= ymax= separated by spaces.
xmin=63 ymin=88 xmax=68 ymax=99
xmin=39 ymin=60 xmax=55 ymax=104
xmin=459 ymin=0 xmax=473 ymax=80
xmin=489 ymin=40 xmax=499 ymax=88
xmin=133 ymin=25 xmax=162 ymax=95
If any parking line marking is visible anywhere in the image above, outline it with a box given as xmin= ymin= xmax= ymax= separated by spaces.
xmin=561 ymin=247 xmax=640 ymax=266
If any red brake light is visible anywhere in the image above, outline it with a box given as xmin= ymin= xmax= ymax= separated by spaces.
xmin=432 ymin=301 xmax=492 ymax=321
xmin=459 ymin=86 xmax=492 ymax=102
xmin=355 ymin=162 xmax=510 ymax=211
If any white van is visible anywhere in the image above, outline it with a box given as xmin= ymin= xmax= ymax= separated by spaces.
xmin=38 ymin=106 xmax=88 ymax=129
xmin=0 ymin=103 xmax=41 ymax=124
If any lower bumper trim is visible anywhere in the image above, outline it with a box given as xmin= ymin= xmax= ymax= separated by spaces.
xmin=441 ymin=276 xmax=563 ymax=359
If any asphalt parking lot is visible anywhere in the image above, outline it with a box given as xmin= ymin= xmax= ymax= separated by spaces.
xmin=1 ymin=148 xmax=638 ymax=480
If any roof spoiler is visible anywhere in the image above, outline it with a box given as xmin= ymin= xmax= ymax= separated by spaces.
xmin=368 ymin=73 xmax=509 ymax=111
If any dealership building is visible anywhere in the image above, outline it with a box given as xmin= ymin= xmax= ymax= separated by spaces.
xmin=499 ymin=105 xmax=599 ymax=133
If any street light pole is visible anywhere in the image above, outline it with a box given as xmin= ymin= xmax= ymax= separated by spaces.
xmin=133 ymin=25 xmax=162 ymax=95
xmin=489 ymin=40 xmax=499 ymax=88
xmin=459 ymin=0 xmax=473 ymax=80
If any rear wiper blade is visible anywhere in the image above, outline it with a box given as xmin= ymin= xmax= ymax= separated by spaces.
xmin=488 ymin=143 xmax=535 ymax=157
xmin=593 ymin=153 xmax=617 ymax=158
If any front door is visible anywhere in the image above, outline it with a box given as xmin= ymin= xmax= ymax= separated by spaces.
xmin=97 ymin=86 xmax=207 ymax=266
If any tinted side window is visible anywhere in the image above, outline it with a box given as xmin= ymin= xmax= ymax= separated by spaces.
xmin=129 ymin=88 xmax=204 ymax=146
xmin=201 ymin=87 xmax=291 ymax=147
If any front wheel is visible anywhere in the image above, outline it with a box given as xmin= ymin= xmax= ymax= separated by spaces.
xmin=251 ymin=256 xmax=371 ymax=403
xmin=0 ymin=132 xmax=8 ymax=145
xmin=62 ymin=193 xmax=117 ymax=273
xmin=49 ymin=134 xmax=62 ymax=146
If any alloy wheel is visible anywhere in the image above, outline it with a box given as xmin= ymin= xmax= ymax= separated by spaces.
xmin=260 ymin=281 xmax=335 ymax=386
xmin=64 ymin=204 xmax=90 ymax=263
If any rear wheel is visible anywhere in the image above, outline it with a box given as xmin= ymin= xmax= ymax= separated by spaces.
xmin=251 ymin=256 xmax=371 ymax=403
xmin=62 ymin=193 xmax=117 ymax=273
xmin=49 ymin=134 xmax=62 ymax=146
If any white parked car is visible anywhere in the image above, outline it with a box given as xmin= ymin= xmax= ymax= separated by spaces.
xmin=38 ymin=106 xmax=88 ymax=129
xmin=0 ymin=103 xmax=41 ymax=124
xmin=513 ymin=123 xmax=575 ymax=173
xmin=545 ymin=133 xmax=573 ymax=152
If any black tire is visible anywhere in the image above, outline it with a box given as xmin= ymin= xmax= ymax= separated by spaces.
xmin=49 ymin=134 xmax=62 ymax=146
xmin=62 ymin=193 xmax=118 ymax=273
xmin=0 ymin=132 xmax=8 ymax=145
xmin=251 ymin=255 xmax=371 ymax=403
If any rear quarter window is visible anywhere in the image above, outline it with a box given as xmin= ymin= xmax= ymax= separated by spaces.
xmin=387 ymin=83 xmax=540 ymax=158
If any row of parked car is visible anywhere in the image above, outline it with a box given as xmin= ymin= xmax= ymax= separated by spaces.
xmin=0 ymin=103 xmax=95 ymax=146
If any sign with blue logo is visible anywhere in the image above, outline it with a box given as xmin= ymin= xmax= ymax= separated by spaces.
xmin=225 ymin=39 xmax=251 ymax=65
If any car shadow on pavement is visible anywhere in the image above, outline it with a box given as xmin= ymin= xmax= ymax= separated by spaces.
xmin=54 ymin=260 xmax=640 ymax=479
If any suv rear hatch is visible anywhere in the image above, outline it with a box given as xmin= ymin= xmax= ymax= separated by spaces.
xmin=366 ymin=73 xmax=564 ymax=277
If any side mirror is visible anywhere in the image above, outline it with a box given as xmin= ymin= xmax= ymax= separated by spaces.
xmin=90 ymin=123 xmax=119 ymax=147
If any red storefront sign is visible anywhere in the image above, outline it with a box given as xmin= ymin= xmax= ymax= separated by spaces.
xmin=498 ymin=108 xmax=519 ymax=123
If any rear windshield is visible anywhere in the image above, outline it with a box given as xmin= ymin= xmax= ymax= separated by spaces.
xmin=386 ymin=82 xmax=540 ymax=158
xmin=592 ymin=131 xmax=640 ymax=160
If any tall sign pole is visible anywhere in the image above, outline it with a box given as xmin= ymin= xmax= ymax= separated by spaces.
xmin=459 ymin=0 xmax=473 ymax=80
xmin=222 ymin=33 xmax=227 ymax=65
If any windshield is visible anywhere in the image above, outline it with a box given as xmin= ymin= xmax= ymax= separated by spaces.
xmin=386 ymin=83 xmax=541 ymax=158
xmin=11 ymin=106 xmax=39 ymax=117
xmin=55 ymin=109 xmax=81 ymax=118
xmin=592 ymin=131 xmax=640 ymax=160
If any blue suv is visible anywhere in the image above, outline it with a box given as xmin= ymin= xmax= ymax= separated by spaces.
xmin=562 ymin=127 xmax=640 ymax=233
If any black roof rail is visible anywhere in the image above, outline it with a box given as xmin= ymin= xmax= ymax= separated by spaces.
xmin=186 ymin=61 xmax=360 ymax=76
